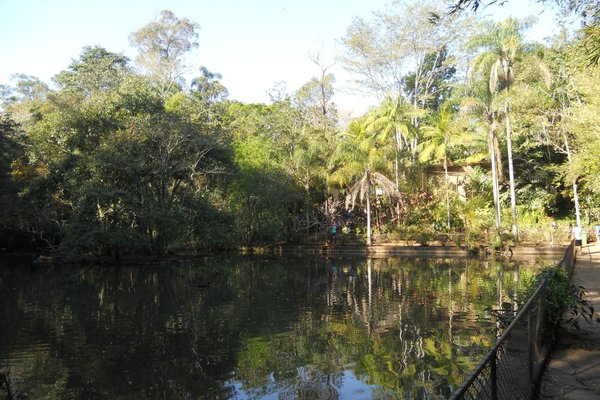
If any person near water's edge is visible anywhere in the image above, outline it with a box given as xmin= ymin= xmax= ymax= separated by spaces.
xmin=330 ymin=222 xmax=337 ymax=244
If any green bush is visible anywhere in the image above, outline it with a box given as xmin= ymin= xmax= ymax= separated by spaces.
xmin=465 ymin=231 xmax=484 ymax=252
xmin=524 ymin=266 xmax=594 ymax=329
xmin=416 ymin=227 xmax=435 ymax=246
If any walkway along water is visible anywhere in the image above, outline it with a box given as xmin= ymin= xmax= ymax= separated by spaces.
xmin=538 ymin=242 xmax=600 ymax=399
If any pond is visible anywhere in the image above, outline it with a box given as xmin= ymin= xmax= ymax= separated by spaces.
xmin=0 ymin=255 xmax=542 ymax=399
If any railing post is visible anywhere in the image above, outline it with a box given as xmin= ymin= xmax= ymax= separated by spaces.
xmin=528 ymin=295 xmax=535 ymax=395
xmin=491 ymin=348 xmax=498 ymax=400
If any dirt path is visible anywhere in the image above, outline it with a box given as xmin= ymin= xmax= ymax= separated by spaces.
xmin=538 ymin=243 xmax=600 ymax=399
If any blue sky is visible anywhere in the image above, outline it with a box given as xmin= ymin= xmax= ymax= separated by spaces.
xmin=1 ymin=0 xmax=559 ymax=114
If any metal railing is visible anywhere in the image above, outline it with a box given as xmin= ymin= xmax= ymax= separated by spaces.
xmin=450 ymin=241 xmax=576 ymax=400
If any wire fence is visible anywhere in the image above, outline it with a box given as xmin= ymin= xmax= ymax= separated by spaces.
xmin=449 ymin=241 xmax=576 ymax=400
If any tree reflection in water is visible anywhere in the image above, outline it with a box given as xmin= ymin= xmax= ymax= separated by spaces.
xmin=0 ymin=255 xmax=539 ymax=399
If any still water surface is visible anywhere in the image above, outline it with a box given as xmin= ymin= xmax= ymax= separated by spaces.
xmin=0 ymin=255 xmax=539 ymax=399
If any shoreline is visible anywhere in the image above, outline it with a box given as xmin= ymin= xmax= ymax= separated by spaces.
xmin=1 ymin=242 xmax=568 ymax=266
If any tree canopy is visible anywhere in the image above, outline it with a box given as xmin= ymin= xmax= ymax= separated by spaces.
xmin=1 ymin=4 xmax=599 ymax=257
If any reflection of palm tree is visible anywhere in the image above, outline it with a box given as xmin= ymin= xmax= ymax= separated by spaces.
xmin=448 ymin=268 xmax=453 ymax=341
xmin=368 ymin=258 xmax=373 ymax=335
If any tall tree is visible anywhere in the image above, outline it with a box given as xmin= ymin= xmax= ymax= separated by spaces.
xmin=295 ymin=53 xmax=338 ymax=130
xmin=365 ymin=96 xmax=420 ymax=189
xmin=226 ymin=98 xmax=310 ymax=245
xmin=438 ymin=0 xmax=600 ymax=69
xmin=1 ymin=74 xmax=50 ymax=125
xmin=402 ymin=45 xmax=457 ymax=111
xmin=460 ymin=89 xmax=503 ymax=228
xmin=292 ymin=67 xmax=338 ymax=234
xmin=191 ymin=66 xmax=229 ymax=103
xmin=3 ymin=74 xmax=49 ymax=103
xmin=418 ymin=102 xmax=471 ymax=229
xmin=339 ymin=0 xmax=470 ymax=103
xmin=0 ymin=114 xmax=28 ymax=248
xmin=129 ymin=10 xmax=200 ymax=97
xmin=329 ymin=117 xmax=398 ymax=245
xmin=469 ymin=18 xmax=530 ymax=241
xmin=53 ymin=46 xmax=131 ymax=94
xmin=503 ymin=38 xmax=583 ymax=226
xmin=560 ymin=66 xmax=600 ymax=222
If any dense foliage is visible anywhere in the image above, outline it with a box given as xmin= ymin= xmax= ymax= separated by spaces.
xmin=1 ymin=2 xmax=599 ymax=258
xmin=524 ymin=266 xmax=594 ymax=328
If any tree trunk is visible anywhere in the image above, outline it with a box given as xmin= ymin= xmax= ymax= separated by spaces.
xmin=444 ymin=152 xmax=451 ymax=230
xmin=395 ymin=154 xmax=399 ymax=191
xmin=563 ymin=134 xmax=582 ymax=227
xmin=367 ymin=258 xmax=373 ymax=335
xmin=493 ymin=135 xmax=504 ymax=183
xmin=396 ymin=130 xmax=406 ymax=183
xmin=448 ymin=268 xmax=453 ymax=341
xmin=489 ymin=124 xmax=501 ymax=228
xmin=505 ymin=99 xmax=518 ymax=241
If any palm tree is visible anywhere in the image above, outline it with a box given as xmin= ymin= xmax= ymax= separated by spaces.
xmin=329 ymin=117 xmax=398 ymax=245
xmin=365 ymin=96 xmax=423 ymax=189
xmin=460 ymin=93 xmax=504 ymax=229
xmin=418 ymin=102 xmax=471 ymax=230
xmin=346 ymin=169 xmax=398 ymax=245
xmin=469 ymin=18 xmax=530 ymax=241
xmin=292 ymin=131 xmax=330 ymax=233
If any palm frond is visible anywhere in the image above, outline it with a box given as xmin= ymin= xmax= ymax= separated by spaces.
xmin=371 ymin=172 xmax=398 ymax=194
